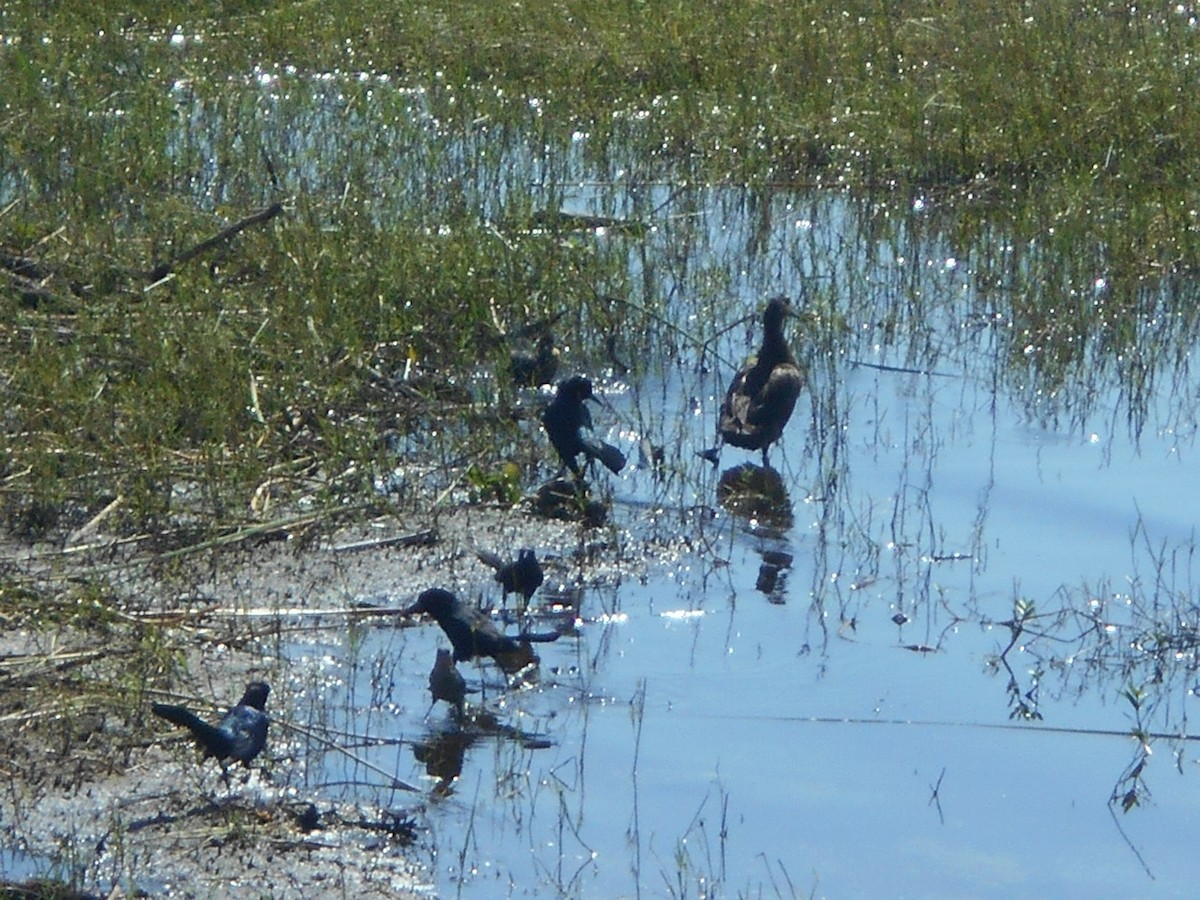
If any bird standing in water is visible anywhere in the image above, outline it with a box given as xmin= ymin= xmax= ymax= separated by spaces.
xmin=403 ymin=588 xmax=560 ymax=672
xmin=542 ymin=375 xmax=626 ymax=478
xmin=704 ymin=296 xmax=804 ymax=466
xmin=477 ymin=547 xmax=545 ymax=610
xmin=151 ymin=681 xmax=270 ymax=777
xmin=510 ymin=331 xmax=560 ymax=388
xmin=428 ymin=648 xmax=476 ymax=719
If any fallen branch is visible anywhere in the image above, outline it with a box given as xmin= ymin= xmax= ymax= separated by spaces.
xmin=2 ymin=506 xmax=363 ymax=583
xmin=276 ymin=717 xmax=421 ymax=793
xmin=65 ymin=493 xmax=125 ymax=546
xmin=207 ymin=606 xmax=416 ymax=621
xmin=144 ymin=200 xmax=286 ymax=284
xmin=329 ymin=529 xmax=437 ymax=553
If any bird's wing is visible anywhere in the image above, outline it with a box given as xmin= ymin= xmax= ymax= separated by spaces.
xmin=220 ymin=707 xmax=268 ymax=763
xmin=719 ymin=369 xmax=754 ymax=432
xmin=746 ymin=365 xmax=804 ymax=429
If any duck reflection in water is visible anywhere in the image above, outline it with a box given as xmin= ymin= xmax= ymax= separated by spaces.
xmin=755 ymin=548 xmax=794 ymax=602
xmin=701 ymin=296 xmax=804 ymax=468
xmin=716 ymin=462 xmax=794 ymax=532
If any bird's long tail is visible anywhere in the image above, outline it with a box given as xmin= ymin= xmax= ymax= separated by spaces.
xmin=475 ymin=547 xmax=505 ymax=571
xmin=582 ymin=437 xmax=626 ymax=474
xmin=517 ymin=630 xmax=562 ymax=644
xmin=152 ymin=703 xmax=232 ymax=758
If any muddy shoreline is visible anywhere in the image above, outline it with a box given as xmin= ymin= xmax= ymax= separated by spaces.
xmin=0 ymin=500 xmax=625 ymax=897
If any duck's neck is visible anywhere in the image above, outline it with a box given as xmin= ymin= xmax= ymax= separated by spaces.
xmin=760 ymin=323 xmax=791 ymax=365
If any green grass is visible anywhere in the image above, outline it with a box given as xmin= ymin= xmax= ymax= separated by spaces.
xmin=1 ymin=0 xmax=1199 ymax=542
xmin=8 ymin=2 xmax=1200 ymax=190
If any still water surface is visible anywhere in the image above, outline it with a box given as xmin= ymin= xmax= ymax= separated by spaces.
xmin=290 ymin=188 xmax=1200 ymax=896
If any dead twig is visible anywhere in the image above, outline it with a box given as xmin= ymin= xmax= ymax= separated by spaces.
xmin=275 ymin=718 xmax=422 ymax=793
xmin=329 ymin=529 xmax=437 ymax=553
xmin=65 ymin=493 xmax=125 ymax=546
xmin=144 ymin=201 xmax=286 ymax=284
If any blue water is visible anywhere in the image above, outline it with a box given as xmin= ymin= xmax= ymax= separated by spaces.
xmin=288 ymin=184 xmax=1200 ymax=895
xmin=6 ymin=48 xmax=1200 ymax=898
xmin=161 ymin=72 xmax=1200 ymax=892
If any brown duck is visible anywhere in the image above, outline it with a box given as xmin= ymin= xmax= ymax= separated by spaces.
xmin=705 ymin=296 xmax=804 ymax=466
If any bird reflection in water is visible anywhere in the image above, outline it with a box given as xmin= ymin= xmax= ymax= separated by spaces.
xmin=716 ymin=463 xmax=795 ymax=532
xmin=414 ymin=711 xmax=554 ymax=798
xmin=755 ymin=548 xmax=794 ymax=603
xmin=413 ymin=729 xmax=475 ymax=796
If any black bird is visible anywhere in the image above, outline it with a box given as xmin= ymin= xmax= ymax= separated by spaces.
xmin=477 ymin=547 xmax=545 ymax=607
xmin=704 ymin=296 xmax=804 ymax=466
xmin=510 ymin=331 xmax=560 ymax=388
xmin=542 ymin=375 xmax=626 ymax=477
xmin=403 ymin=588 xmax=560 ymax=672
xmin=151 ymin=681 xmax=270 ymax=767
xmin=428 ymin=648 xmax=476 ymax=718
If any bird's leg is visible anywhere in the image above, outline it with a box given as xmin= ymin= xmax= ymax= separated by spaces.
xmin=474 ymin=661 xmax=488 ymax=704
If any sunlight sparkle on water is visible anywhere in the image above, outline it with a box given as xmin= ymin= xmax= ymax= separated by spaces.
xmin=659 ymin=609 xmax=705 ymax=620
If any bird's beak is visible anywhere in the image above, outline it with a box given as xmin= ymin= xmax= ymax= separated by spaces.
xmin=400 ymin=600 xmax=423 ymax=617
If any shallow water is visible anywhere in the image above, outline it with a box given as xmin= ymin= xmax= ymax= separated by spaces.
xmin=279 ymin=182 xmax=1200 ymax=896
xmin=12 ymin=52 xmax=1200 ymax=893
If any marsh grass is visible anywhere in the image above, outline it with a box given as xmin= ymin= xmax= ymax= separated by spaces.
xmin=21 ymin=5 xmax=1198 ymax=886
xmin=2 ymin=2 xmax=1198 ymax=542
xmin=127 ymin=2 xmax=1200 ymax=192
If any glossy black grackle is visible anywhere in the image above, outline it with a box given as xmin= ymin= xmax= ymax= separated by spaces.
xmin=702 ymin=296 xmax=804 ymax=466
xmin=403 ymin=588 xmax=559 ymax=672
xmin=428 ymin=648 xmax=477 ymax=718
xmin=477 ymin=547 xmax=544 ymax=606
xmin=542 ymin=376 xmax=626 ymax=477
xmin=152 ymin=681 xmax=269 ymax=766
xmin=510 ymin=331 xmax=560 ymax=388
